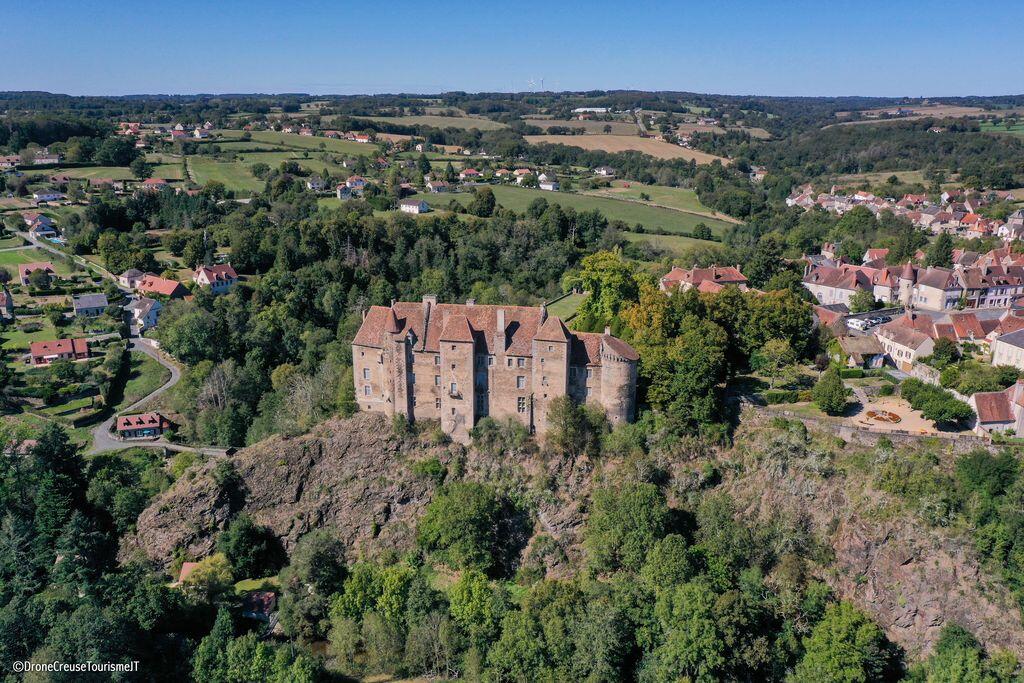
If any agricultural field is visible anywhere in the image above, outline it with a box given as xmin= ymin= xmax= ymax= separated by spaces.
xmin=524 ymin=134 xmax=728 ymax=164
xmin=437 ymin=185 xmax=732 ymax=237
xmin=832 ymin=169 xmax=930 ymax=187
xmin=43 ymin=164 xmax=184 ymax=181
xmin=585 ymin=181 xmax=741 ymax=223
xmin=186 ymin=156 xmax=265 ymax=193
xmin=235 ymin=130 xmax=377 ymax=156
xmin=353 ymin=115 xmax=507 ymax=131
xmin=979 ymin=121 xmax=1024 ymax=138
xmin=523 ymin=118 xmax=638 ymax=135
xmin=676 ymin=123 xmax=771 ymax=139
xmin=622 ymin=230 xmax=723 ymax=256
xmin=835 ymin=103 xmax=986 ymax=119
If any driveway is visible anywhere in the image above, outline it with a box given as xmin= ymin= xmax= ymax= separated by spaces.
xmin=89 ymin=337 xmax=183 ymax=454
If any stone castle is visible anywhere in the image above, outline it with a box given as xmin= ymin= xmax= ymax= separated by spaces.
xmin=352 ymin=296 xmax=639 ymax=442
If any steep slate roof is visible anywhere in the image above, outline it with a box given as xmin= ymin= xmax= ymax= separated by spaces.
xmin=916 ymin=267 xmax=958 ymax=290
xmin=354 ymin=302 xmax=637 ymax=364
xmin=535 ymin=315 xmax=571 ymax=342
xmin=995 ymin=328 xmax=1024 ymax=350
xmin=73 ymin=293 xmax=108 ymax=310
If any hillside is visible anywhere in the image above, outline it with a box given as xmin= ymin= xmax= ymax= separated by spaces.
xmin=123 ymin=411 xmax=1024 ymax=660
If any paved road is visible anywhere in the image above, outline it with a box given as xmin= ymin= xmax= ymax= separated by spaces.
xmin=89 ymin=337 xmax=183 ymax=454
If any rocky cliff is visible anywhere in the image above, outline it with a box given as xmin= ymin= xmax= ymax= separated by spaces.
xmin=123 ymin=410 xmax=1024 ymax=659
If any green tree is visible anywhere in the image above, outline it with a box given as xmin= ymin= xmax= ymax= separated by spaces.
xmin=812 ymin=367 xmax=847 ymax=415
xmin=469 ymin=186 xmax=496 ymax=217
xmin=418 ymin=482 xmax=503 ymax=573
xmin=792 ymin=602 xmax=897 ymax=683
xmin=278 ymin=530 xmax=348 ymax=642
xmin=192 ymin=607 xmax=234 ymax=683
xmin=129 ymin=156 xmax=152 ymax=180
xmin=848 ymin=289 xmax=878 ymax=314
xmin=926 ymin=232 xmax=954 ymax=268
xmin=585 ymin=482 xmax=669 ymax=573
xmin=217 ymin=514 xmax=285 ymax=580
xmin=753 ymin=338 xmax=797 ymax=389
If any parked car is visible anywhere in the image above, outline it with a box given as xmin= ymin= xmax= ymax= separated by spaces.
xmin=847 ymin=318 xmax=869 ymax=331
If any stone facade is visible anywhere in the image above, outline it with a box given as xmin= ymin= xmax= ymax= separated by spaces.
xmin=352 ymin=296 xmax=638 ymax=443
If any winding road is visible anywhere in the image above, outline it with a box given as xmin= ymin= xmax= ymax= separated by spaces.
xmin=89 ymin=337 xmax=181 ymax=453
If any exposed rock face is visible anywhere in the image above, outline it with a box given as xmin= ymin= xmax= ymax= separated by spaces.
xmin=124 ymin=409 xmax=1024 ymax=659
xmin=121 ymin=413 xmax=444 ymax=567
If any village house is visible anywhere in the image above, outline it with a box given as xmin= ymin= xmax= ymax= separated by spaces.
xmin=990 ymin=329 xmax=1024 ymax=371
xmin=399 ymin=198 xmax=429 ymax=215
xmin=115 ymin=412 xmax=171 ymax=439
xmin=345 ymin=175 xmax=367 ymax=193
xmin=352 ymin=296 xmax=638 ymax=444
xmin=426 ymin=180 xmax=449 ymax=193
xmin=0 ymin=155 xmax=19 ymax=168
xmin=305 ymin=176 xmax=325 ymax=191
xmin=513 ymin=168 xmax=532 ymax=184
xmin=18 ymin=262 xmax=56 ymax=286
xmin=118 ymin=268 xmax=145 ymax=289
xmin=970 ymin=381 xmax=1024 ymax=436
xmin=72 ymin=293 xmax=109 ymax=317
xmin=32 ymin=191 xmax=64 ymax=203
xmin=660 ymin=265 xmax=748 ymax=293
xmin=874 ymin=320 xmax=935 ymax=371
xmin=193 ymin=264 xmax=238 ymax=294
xmin=126 ymin=296 xmax=162 ymax=331
xmin=593 ymin=166 xmax=617 ymax=177
xmin=458 ymin=168 xmax=480 ymax=182
xmin=136 ymin=274 xmax=189 ymax=298
xmin=539 ymin=177 xmax=560 ymax=191
xmin=29 ymin=338 xmax=89 ymax=366
xmin=835 ymin=335 xmax=886 ymax=369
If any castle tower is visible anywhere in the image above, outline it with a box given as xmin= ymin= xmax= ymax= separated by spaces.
xmin=532 ymin=314 xmax=571 ymax=432
xmin=438 ymin=313 xmax=476 ymax=444
xmin=898 ymin=261 xmax=915 ymax=307
xmin=381 ymin=306 xmax=413 ymax=421
xmin=599 ymin=328 xmax=638 ymax=424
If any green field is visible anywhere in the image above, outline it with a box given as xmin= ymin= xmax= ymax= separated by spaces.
xmin=622 ymin=230 xmax=723 ymax=256
xmin=586 ymin=183 xmax=738 ymax=223
xmin=186 ymin=156 xmax=266 ymax=193
xmin=111 ymin=353 xmax=171 ymax=413
xmin=465 ymin=186 xmax=731 ymax=237
xmin=237 ymin=130 xmax=377 ymax=156
xmin=353 ymin=115 xmax=507 ymax=131
xmin=980 ymin=121 xmax=1024 ymax=137
xmin=2 ymin=317 xmax=60 ymax=351
xmin=45 ymin=164 xmax=184 ymax=181
xmin=546 ymin=292 xmax=588 ymax=320
xmin=0 ymin=248 xmax=70 ymax=269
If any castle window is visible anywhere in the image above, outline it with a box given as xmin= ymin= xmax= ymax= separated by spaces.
xmin=434 ymin=375 xmax=440 ymax=386
xmin=362 ymin=368 xmax=370 ymax=380
xmin=363 ymin=386 xmax=370 ymax=396
xmin=487 ymin=356 xmax=494 ymax=366
xmin=542 ymin=376 xmax=548 ymax=386
xmin=586 ymin=387 xmax=592 ymax=397
xmin=517 ymin=358 xmax=525 ymax=368
xmin=507 ymin=358 xmax=513 ymax=367
xmin=450 ymin=382 xmax=458 ymax=394
xmin=517 ymin=376 xmax=526 ymax=389
xmin=435 ymin=398 xmax=441 ymax=409
xmin=548 ymin=345 xmax=553 ymax=351
xmin=451 ymin=345 xmax=457 ymax=351
xmin=586 ymin=369 xmax=593 ymax=379
xmin=434 ymin=355 xmax=440 ymax=365
xmin=517 ymin=397 xmax=527 ymax=413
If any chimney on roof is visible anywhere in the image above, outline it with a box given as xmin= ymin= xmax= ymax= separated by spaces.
xmin=466 ymin=298 xmax=475 ymax=306
xmin=422 ymin=294 xmax=437 ymax=306
xmin=604 ymin=326 xmax=611 ymax=336
xmin=495 ymin=309 xmax=506 ymax=352
xmin=539 ymin=303 xmax=547 ymax=323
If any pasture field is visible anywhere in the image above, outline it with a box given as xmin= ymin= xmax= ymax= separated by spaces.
xmin=523 ymin=119 xmax=638 ymax=135
xmin=447 ymin=185 xmax=732 ymax=237
xmin=524 ymin=134 xmax=728 ymax=163
xmin=979 ymin=121 xmax=1024 ymax=138
xmin=186 ymin=156 xmax=266 ymax=193
xmin=622 ymin=230 xmax=723 ymax=256
xmin=676 ymin=123 xmax=771 ymax=139
xmin=45 ymin=164 xmax=183 ymax=181
xmin=585 ymin=182 xmax=741 ymax=223
xmin=353 ymin=115 xmax=507 ymax=131
xmin=109 ymin=354 xmax=171 ymax=413
xmin=237 ymin=130 xmax=376 ymax=156
xmin=832 ymin=169 xmax=929 ymax=187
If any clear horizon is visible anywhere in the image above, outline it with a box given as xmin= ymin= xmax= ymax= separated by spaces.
xmin=5 ymin=0 xmax=1024 ymax=98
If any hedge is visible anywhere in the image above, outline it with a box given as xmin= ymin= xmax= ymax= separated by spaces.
xmin=764 ymin=389 xmax=800 ymax=404
xmin=839 ymin=368 xmax=865 ymax=379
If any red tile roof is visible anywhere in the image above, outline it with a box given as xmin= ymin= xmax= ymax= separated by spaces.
xmin=662 ymin=265 xmax=747 ymax=289
xmin=137 ymin=274 xmax=186 ymax=297
xmin=974 ymin=389 xmax=1014 ymax=424
xmin=115 ymin=412 xmax=169 ymax=432
xmin=19 ymin=262 xmax=55 ymax=279
xmin=195 ymin=264 xmax=237 ymax=282
xmin=30 ymin=338 xmax=88 ymax=358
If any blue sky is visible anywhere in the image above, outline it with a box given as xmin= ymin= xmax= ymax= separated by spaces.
xmin=4 ymin=0 xmax=1023 ymax=97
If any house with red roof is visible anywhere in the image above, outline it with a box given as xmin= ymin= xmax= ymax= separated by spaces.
xmin=136 ymin=274 xmax=189 ymax=298
xmin=29 ymin=338 xmax=89 ymax=366
xmin=969 ymin=381 xmax=1024 ymax=436
xmin=193 ymin=264 xmax=238 ymax=294
xmin=659 ymin=265 xmax=748 ymax=293
xmin=458 ymin=168 xmax=480 ymax=181
xmin=18 ymin=261 xmax=56 ymax=286
xmin=116 ymin=412 xmax=171 ymax=439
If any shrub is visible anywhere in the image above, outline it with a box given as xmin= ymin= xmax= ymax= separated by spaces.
xmin=763 ymin=389 xmax=799 ymax=404
xmin=812 ymin=368 xmax=847 ymax=415
xmin=901 ymin=379 xmax=974 ymax=425
xmin=878 ymin=384 xmax=894 ymax=397
xmin=839 ymin=368 xmax=864 ymax=379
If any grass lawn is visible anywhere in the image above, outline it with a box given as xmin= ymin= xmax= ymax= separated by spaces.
xmin=51 ymin=166 xmax=135 ymax=180
xmin=237 ymin=130 xmax=376 ymax=156
xmin=463 ymin=185 xmax=731 ymax=238
xmin=186 ymin=156 xmax=265 ymax=193
xmin=353 ymin=114 xmax=507 ymax=131
xmin=586 ymin=182 xmax=740 ymax=224
xmin=546 ymin=292 xmax=588 ymax=320
xmin=234 ymin=576 xmax=281 ymax=594
xmin=622 ymin=231 xmax=724 ymax=255
xmin=0 ymin=236 xmax=27 ymax=249
xmin=111 ymin=353 xmax=171 ymax=413
xmin=1 ymin=411 xmax=91 ymax=447
xmin=39 ymin=393 xmax=97 ymax=418
xmin=151 ymin=163 xmax=185 ymax=180
xmin=980 ymin=121 xmax=1024 ymax=137
xmin=0 ymin=248 xmax=59 ymax=268
xmin=2 ymin=317 xmax=60 ymax=351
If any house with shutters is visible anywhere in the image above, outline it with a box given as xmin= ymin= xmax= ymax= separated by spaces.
xmin=193 ymin=264 xmax=238 ymax=294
